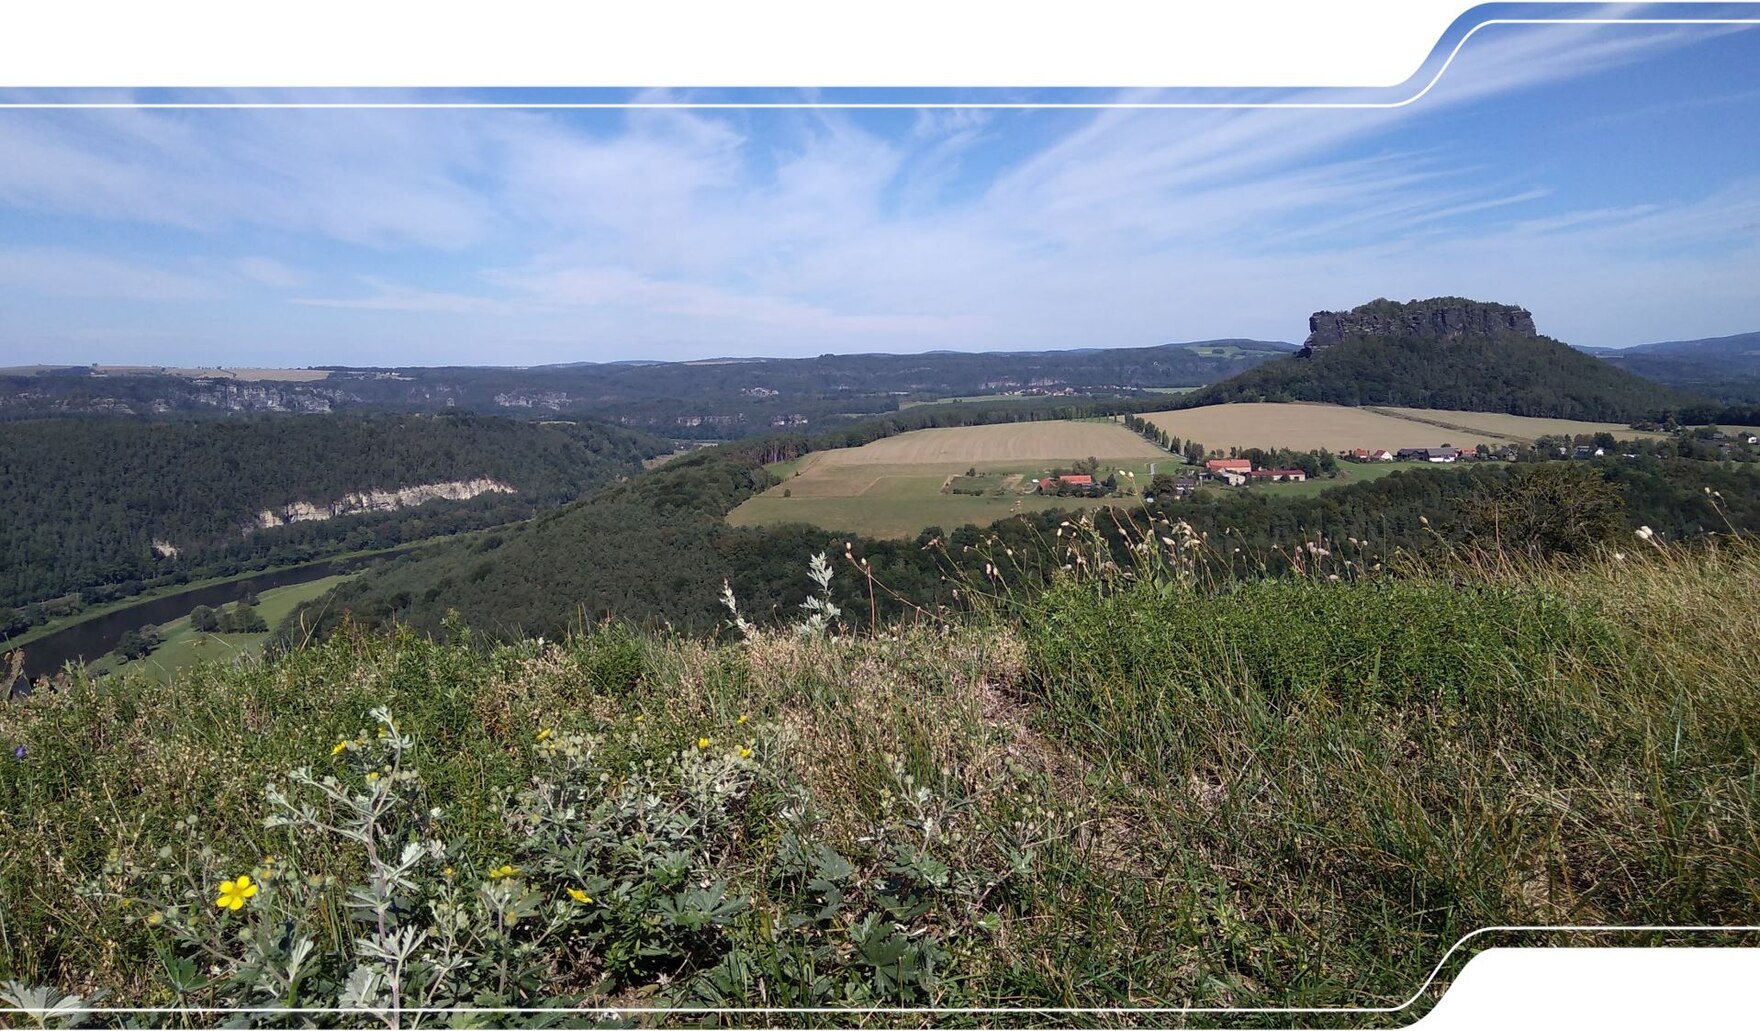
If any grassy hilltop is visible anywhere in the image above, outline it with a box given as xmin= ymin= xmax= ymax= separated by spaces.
xmin=2 ymin=530 xmax=1757 ymax=1025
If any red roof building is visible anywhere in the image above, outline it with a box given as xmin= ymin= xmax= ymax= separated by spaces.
xmin=1205 ymin=459 xmax=1251 ymax=473
xmin=1035 ymin=473 xmax=1096 ymax=493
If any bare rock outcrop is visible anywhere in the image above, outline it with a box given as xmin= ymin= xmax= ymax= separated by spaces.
xmin=1301 ymin=297 xmax=1537 ymax=356
xmin=251 ymin=478 xmax=515 ymax=531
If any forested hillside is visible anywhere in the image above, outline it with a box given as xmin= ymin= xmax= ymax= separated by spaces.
xmin=0 ymin=339 xmax=1293 ymax=435
xmin=0 ymin=413 xmax=667 ymax=607
xmin=289 ymin=416 xmax=1760 ymax=646
xmin=1179 ymin=298 xmax=1696 ymax=421
xmin=1589 ymin=331 xmax=1760 ymax=403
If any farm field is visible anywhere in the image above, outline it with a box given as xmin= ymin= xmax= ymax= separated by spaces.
xmin=821 ymin=421 xmax=1166 ymax=464
xmin=898 ymin=393 xmax=1030 ymax=408
xmin=1366 ymin=407 xmax=1670 ymax=443
xmin=1139 ymin=402 xmax=1657 ymax=452
xmin=1246 ymin=460 xmax=1485 ymax=497
xmin=96 ymin=574 xmax=357 ymax=683
xmin=727 ymin=420 xmax=1173 ymax=539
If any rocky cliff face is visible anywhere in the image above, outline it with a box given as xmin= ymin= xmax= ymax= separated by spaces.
xmin=252 ymin=478 xmax=515 ymax=531
xmin=1301 ymin=298 xmax=1537 ymax=356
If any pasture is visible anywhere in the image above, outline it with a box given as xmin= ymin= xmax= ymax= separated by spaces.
xmin=97 ymin=574 xmax=357 ymax=682
xmin=727 ymin=420 xmax=1170 ymax=539
xmin=1139 ymin=402 xmax=1655 ymax=452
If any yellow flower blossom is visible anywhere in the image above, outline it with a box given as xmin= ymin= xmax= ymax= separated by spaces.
xmin=214 ymin=875 xmax=258 ymax=911
xmin=146 ymin=911 xmax=165 ymax=926
xmin=443 ymin=866 xmax=455 ymax=879
xmin=489 ymin=864 xmax=519 ymax=880
xmin=567 ymin=888 xmax=593 ymax=904
xmin=697 ymin=737 xmax=711 ymax=750
xmin=736 ymin=714 xmax=748 ymax=725
xmin=536 ymin=728 xmax=554 ymax=743
xmin=738 ymin=746 xmax=753 ymax=760
xmin=633 ymin=714 xmax=644 ymax=723
xmin=330 ymin=740 xmax=348 ymax=756
xmin=366 ymin=771 xmax=381 ymax=783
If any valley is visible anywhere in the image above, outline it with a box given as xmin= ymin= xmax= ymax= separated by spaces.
xmin=5 ymin=15 xmax=1759 ymax=1017
xmin=6 ymin=297 xmax=1760 ymax=1023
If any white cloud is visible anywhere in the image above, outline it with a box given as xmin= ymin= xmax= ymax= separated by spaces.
xmin=0 ymin=247 xmax=213 ymax=300
xmin=0 ymin=18 xmax=1755 ymax=360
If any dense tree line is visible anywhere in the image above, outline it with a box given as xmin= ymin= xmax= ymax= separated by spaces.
xmin=0 ymin=413 xmax=667 ymax=609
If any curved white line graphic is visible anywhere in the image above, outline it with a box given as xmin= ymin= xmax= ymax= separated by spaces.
xmin=4 ymin=7 xmax=1757 ymax=1022
xmin=8 ymin=925 xmax=1758 ymax=1018
xmin=0 ymin=16 xmax=1756 ymax=108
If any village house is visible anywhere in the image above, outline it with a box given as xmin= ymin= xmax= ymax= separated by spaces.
xmin=1248 ymin=469 xmax=1308 ymax=482
xmin=1035 ymin=473 xmax=1110 ymax=496
xmin=1395 ymin=447 xmax=1459 ymax=463
xmin=1343 ymin=448 xmax=1396 ymax=462
xmin=1204 ymin=458 xmax=1252 ymax=474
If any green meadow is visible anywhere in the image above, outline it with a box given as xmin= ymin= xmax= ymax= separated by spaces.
xmin=94 ymin=575 xmax=358 ymax=683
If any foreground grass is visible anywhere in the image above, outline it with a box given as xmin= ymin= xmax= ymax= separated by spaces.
xmin=1 ymin=543 xmax=1757 ymax=1026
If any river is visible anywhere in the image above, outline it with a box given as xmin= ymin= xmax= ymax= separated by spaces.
xmin=11 ymin=553 xmax=392 ymax=682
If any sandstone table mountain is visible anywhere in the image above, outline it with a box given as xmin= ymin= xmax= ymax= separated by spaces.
xmin=1300 ymin=297 xmax=1538 ymax=355
xmin=1178 ymin=297 xmax=1697 ymax=422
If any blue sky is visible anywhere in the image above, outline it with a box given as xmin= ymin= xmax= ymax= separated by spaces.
xmin=1 ymin=8 xmax=1757 ymax=365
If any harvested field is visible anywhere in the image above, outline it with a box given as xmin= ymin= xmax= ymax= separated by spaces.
xmin=1368 ymin=407 xmax=1670 ymax=443
xmin=1140 ymin=402 xmax=1658 ymax=452
xmin=727 ymin=420 xmax=1169 ymax=539
xmin=163 ymin=367 xmax=333 ymax=382
xmin=820 ymin=421 xmax=1165 ymax=465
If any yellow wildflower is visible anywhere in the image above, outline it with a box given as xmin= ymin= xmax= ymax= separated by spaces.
xmin=633 ymin=714 xmax=644 ymax=723
xmin=443 ymin=866 xmax=455 ymax=879
xmin=214 ymin=875 xmax=258 ymax=911
xmin=377 ymin=727 xmax=389 ymax=739
xmin=146 ymin=911 xmax=165 ymax=926
xmin=738 ymin=746 xmax=753 ymax=760
xmin=567 ymin=887 xmax=593 ymax=904
xmin=330 ymin=740 xmax=348 ymax=756
xmin=489 ymin=864 xmax=519 ymax=880
xmin=536 ymin=728 xmax=554 ymax=743
xmin=697 ymin=737 xmax=711 ymax=750
xmin=366 ymin=771 xmax=381 ymax=783
xmin=736 ymin=714 xmax=748 ymax=725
